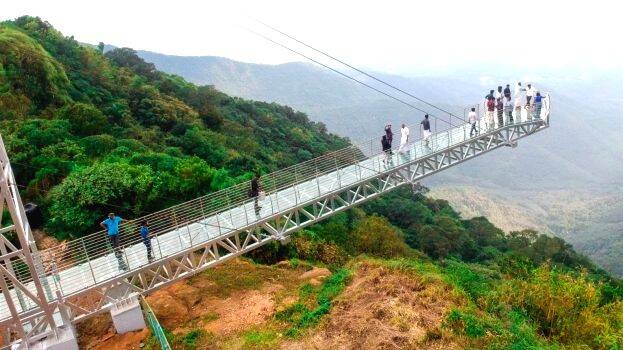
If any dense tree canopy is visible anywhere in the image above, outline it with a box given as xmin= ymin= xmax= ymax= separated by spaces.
xmin=0 ymin=16 xmax=348 ymax=238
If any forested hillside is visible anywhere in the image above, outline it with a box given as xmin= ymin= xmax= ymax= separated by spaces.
xmin=2 ymin=16 xmax=623 ymax=349
xmin=0 ymin=16 xmax=347 ymax=239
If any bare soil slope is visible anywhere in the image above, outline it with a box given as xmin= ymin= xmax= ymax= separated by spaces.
xmin=80 ymin=259 xmax=466 ymax=349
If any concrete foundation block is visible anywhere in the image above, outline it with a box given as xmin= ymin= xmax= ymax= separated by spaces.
xmin=110 ymin=296 xmax=146 ymax=334
xmin=30 ymin=326 xmax=79 ymax=350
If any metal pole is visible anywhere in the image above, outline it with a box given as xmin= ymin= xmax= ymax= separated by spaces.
xmin=82 ymin=239 xmax=97 ymax=285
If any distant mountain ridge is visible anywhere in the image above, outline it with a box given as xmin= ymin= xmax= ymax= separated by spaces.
xmin=132 ymin=49 xmax=623 ymax=274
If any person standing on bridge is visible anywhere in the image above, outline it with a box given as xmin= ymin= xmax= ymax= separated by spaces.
xmin=533 ymin=91 xmax=544 ymax=119
xmin=504 ymin=84 xmax=512 ymax=101
xmin=514 ymin=82 xmax=525 ymax=123
xmin=250 ymin=172 xmax=263 ymax=218
xmin=525 ymin=83 xmax=535 ymax=107
xmin=100 ymin=213 xmax=128 ymax=271
xmin=381 ymin=134 xmax=392 ymax=167
xmin=496 ymin=97 xmax=504 ymax=127
xmin=504 ymin=97 xmax=514 ymax=124
xmin=486 ymin=96 xmax=495 ymax=131
xmin=140 ymin=220 xmax=154 ymax=262
xmin=398 ymin=123 xmax=411 ymax=156
xmin=468 ymin=107 xmax=478 ymax=137
xmin=421 ymin=115 xmax=431 ymax=149
xmin=384 ymin=124 xmax=393 ymax=151
xmin=495 ymin=86 xmax=503 ymax=101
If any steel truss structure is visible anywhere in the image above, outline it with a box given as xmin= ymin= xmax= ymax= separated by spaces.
xmin=0 ymin=135 xmax=76 ymax=347
xmin=61 ymin=118 xmax=548 ymax=323
xmin=0 ymin=96 xmax=550 ymax=348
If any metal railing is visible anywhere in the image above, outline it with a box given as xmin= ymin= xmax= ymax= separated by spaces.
xmin=0 ymin=93 xmax=551 ymax=321
xmin=141 ymin=296 xmax=171 ymax=350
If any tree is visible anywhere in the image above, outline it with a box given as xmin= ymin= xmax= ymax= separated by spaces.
xmin=46 ymin=162 xmax=156 ymax=238
xmin=105 ymin=48 xmax=158 ymax=80
xmin=56 ymin=102 xmax=107 ymax=136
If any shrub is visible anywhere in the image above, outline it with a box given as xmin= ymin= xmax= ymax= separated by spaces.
xmin=498 ymin=265 xmax=623 ymax=348
xmin=350 ymin=215 xmax=410 ymax=258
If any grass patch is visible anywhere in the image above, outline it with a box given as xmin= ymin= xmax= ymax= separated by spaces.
xmin=201 ymin=311 xmax=219 ymax=324
xmin=242 ymin=329 xmax=280 ymax=349
xmin=276 ymin=268 xmax=351 ymax=337
xmin=189 ymin=259 xmax=288 ymax=297
xmin=169 ymin=329 xmax=214 ymax=350
xmin=446 ymin=308 xmax=498 ymax=338
xmin=442 ymin=259 xmax=499 ymax=302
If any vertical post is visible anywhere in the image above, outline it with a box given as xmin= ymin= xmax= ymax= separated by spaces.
xmin=241 ymin=188 xmax=250 ymax=227
xmin=172 ymin=210 xmax=184 ymax=250
xmin=272 ymin=173 xmax=281 ymax=212
xmin=333 ymin=154 xmax=342 ymax=188
xmin=153 ymin=230 xmax=164 ymax=260
xmin=315 ymin=159 xmax=321 ymax=197
xmin=82 ymin=239 xmax=97 ymax=285
xmin=293 ymin=165 xmax=299 ymax=205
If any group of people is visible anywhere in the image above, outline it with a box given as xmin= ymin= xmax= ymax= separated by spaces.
xmin=471 ymin=82 xmax=544 ymax=136
xmin=100 ymin=213 xmax=153 ymax=271
xmin=380 ymin=81 xmax=546 ymax=162
xmin=381 ymin=115 xmax=433 ymax=165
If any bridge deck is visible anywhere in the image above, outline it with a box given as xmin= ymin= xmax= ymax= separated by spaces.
xmin=0 ymin=103 xmax=550 ymax=323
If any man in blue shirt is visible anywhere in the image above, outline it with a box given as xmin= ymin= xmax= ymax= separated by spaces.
xmin=140 ymin=220 xmax=154 ymax=262
xmin=100 ymin=213 xmax=128 ymax=271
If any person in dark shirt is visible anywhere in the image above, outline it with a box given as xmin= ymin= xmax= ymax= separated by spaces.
xmin=381 ymin=134 xmax=392 ymax=166
xmin=504 ymin=84 xmax=512 ymax=100
xmin=384 ymin=124 xmax=393 ymax=152
xmin=533 ymin=92 xmax=544 ymax=119
xmin=496 ymin=98 xmax=504 ymax=127
xmin=250 ymin=172 xmax=262 ymax=217
xmin=421 ymin=115 xmax=431 ymax=148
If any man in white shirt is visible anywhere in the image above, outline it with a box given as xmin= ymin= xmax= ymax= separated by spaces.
xmin=398 ymin=123 xmax=410 ymax=156
xmin=513 ymin=82 xmax=525 ymax=123
xmin=504 ymin=98 xmax=514 ymax=124
xmin=525 ymin=83 xmax=535 ymax=107
xmin=494 ymin=86 xmax=503 ymax=101
xmin=525 ymin=84 xmax=536 ymax=121
xmin=468 ymin=107 xmax=478 ymax=137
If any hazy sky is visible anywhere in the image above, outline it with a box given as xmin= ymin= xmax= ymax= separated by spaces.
xmin=3 ymin=0 xmax=622 ymax=74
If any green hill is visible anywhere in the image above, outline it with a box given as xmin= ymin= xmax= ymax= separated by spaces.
xmin=0 ymin=16 xmax=348 ymax=238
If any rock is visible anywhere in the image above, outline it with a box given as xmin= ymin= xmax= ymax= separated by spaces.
xmin=275 ymin=260 xmax=291 ymax=268
xmin=309 ymin=278 xmax=322 ymax=286
xmin=146 ymin=290 xmax=188 ymax=328
xmin=168 ymin=282 xmax=201 ymax=307
xmin=299 ymin=267 xmax=331 ymax=281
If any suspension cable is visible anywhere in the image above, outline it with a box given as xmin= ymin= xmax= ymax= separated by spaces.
xmin=253 ymin=19 xmax=467 ymax=124
xmin=244 ymin=27 xmax=456 ymax=127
